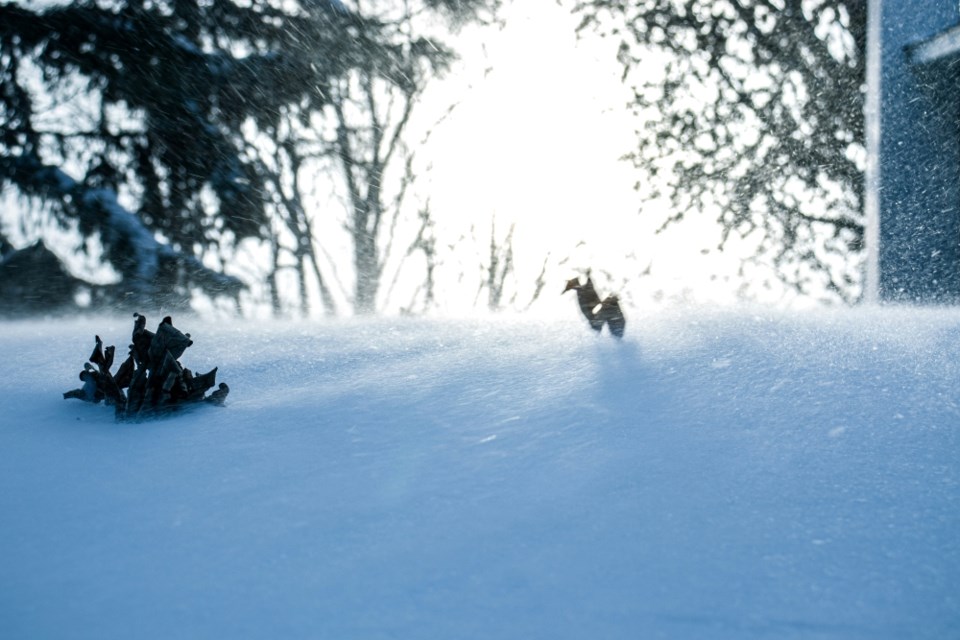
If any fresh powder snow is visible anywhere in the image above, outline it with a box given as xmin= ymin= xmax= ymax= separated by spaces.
xmin=2 ymin=308 xmax=958 ymax=638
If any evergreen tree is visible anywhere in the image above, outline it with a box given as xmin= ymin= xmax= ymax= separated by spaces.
xmin=0 ymin=0 xmax=496 ymax=313
xmin=570 ymin=0 xmax=866 ymax=302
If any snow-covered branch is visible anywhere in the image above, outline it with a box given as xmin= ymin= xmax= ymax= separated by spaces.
xmin=2 ymin=153 xmax=243 ymax=303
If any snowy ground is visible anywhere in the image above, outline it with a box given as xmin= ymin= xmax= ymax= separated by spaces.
xmin=2 ymin=308 xmax=959 ymax=639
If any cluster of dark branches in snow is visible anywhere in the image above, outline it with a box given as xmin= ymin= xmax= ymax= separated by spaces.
xmin=64 ymin=313 xmax=229 ymax=421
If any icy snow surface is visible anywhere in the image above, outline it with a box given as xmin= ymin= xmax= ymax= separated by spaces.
xmin=2 ymin=308 xmax=959 ymax=639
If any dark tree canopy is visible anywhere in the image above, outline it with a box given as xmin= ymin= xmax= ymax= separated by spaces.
xmin=571 ymin=0 xmax=867 ymax=303
xmin=1 ymin=0 xmax=317 ymax=307
xmin=0 ymin=0 xmax=497 ymax=314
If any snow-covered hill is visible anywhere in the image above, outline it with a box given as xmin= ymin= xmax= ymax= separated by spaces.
xmin=2 ymin=309 xmax=959 ymax=638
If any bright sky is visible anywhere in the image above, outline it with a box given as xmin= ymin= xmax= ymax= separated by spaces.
xmin=415 ymin=2 xmax=782 ymax=316
xmin=1 ymin=0 xmax=799 ymax=317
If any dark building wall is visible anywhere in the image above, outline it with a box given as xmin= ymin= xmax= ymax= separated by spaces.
xmin=875 ymin=1 xmax=960 ymax=302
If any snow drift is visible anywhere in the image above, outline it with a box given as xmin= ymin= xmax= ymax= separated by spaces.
xmin=2 ymin=308 xmax=958 ymax=638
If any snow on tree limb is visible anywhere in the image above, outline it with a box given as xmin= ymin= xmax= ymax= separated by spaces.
xmin=2 ymin=152 xmax=243 ymax=302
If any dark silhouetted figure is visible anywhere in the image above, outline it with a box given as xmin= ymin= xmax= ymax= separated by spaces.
xmin=563 ymin=274 xmax=625 ymax=338
xmin=597 ymin=295 xmax=626 ymax=338
xmin=563 ymin=275 xmax=603 ymax=331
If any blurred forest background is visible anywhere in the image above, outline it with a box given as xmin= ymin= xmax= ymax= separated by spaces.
xmin=0 ymin=0 xmax=866 ymax=317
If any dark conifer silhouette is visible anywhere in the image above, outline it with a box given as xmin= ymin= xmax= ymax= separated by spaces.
xmin=563 ymin=274 xmax=625 ymax=338
xmin=571 ymin=0 xmax=866 ymax=302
